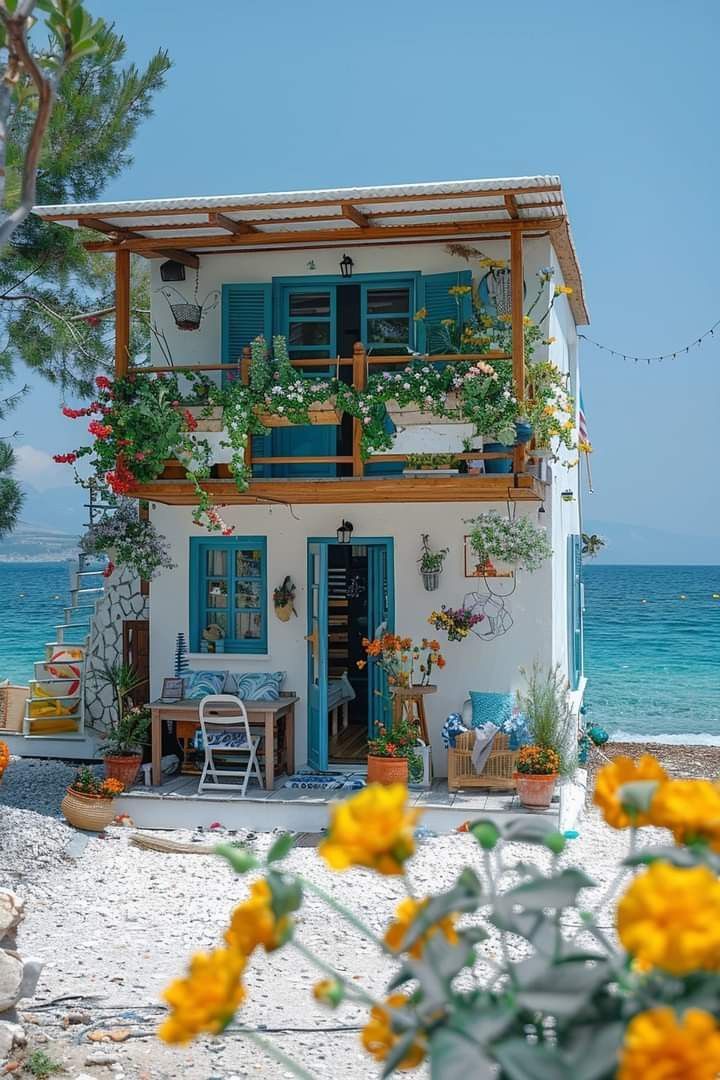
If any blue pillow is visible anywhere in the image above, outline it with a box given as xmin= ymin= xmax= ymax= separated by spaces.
xmin=184 ymin=670 xmax=227 ymax=699
xmin=225 ymin=671 xmax=285 ymax=701
xmin=469 ymin=691 xmax=513 ymax=730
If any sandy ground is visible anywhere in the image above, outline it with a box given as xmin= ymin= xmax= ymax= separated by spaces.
xmin=1 ymin=741 xmax=718 ymax=1079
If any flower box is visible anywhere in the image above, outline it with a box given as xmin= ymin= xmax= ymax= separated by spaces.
xmin=386 ymin=392 xmax=463 ymax=427
xmin=255 ymin=399 xmax=342 ymax=427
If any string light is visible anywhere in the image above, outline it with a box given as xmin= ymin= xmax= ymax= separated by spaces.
xmin=579 ymin=317 xmax=720 ymax=365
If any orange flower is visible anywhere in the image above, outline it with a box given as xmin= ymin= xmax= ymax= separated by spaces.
xmin=436 ymin=656 xmax=446 ymax=669
xmin=356 ymin=660 xmax=367 ymax=670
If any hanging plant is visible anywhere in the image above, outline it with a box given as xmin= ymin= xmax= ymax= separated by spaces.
xmin=465 ymin=511 xmax=552 ymax=574
xmin=273 ymin=576 xmax=297 ymax=622
xmin=80 ymin=498 xmax=175 ymax=580
xmin=417 ymin=534 xmax=448 ymax=592
xmin=157 ymin=268 xmax=219 ymax=332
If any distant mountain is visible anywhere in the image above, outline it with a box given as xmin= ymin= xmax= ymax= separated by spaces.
xmin=584 ymin=519 xmax=720 ymax=565
xmin=0 ymin=522 xmax=78 ymax=563
xmin=18 ymin=482 xmax=87 ymax=534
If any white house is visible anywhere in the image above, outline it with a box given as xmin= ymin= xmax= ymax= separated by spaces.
xmin=32 ymin=176 xmax=588 ymax=793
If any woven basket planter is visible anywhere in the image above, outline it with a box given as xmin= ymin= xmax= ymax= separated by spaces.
xmin=513 ymin=772 xmax=558 ymax=810
xmin=103 ymin=754 xmax=142 ymax=790
xmin=61 ymin=789 xmax=116 ymax=831
xmin=367 ymin=755 xmax=409 ymax=786
xmin=421 ymin=570 xmax=441 ymax=591
xmin=256 ymin=400 xmax=342 ymax=427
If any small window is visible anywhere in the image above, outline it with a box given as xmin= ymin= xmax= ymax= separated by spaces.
xmin=190 ymin=537 xmax=267 ymax=654
xmin=363 ymin=284 xmax=412 ymax=353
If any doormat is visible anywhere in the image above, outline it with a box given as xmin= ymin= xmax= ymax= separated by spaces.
xmin=283 ymin=772 xmax=366 ymax=791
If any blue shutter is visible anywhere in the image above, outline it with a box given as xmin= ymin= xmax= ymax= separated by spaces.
xmin=567 ymin=534 xmax=583 ymax=690
xmin=222 ymin=284 xmax=272 ymax=476
xmin=416 ymin=270 xmax=472 ymax=354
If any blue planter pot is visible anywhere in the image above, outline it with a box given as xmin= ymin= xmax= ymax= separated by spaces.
xmin=514 ymin=421 xmax=534 ymax=445
xmin=483 ymin=442 xmax=513 ymax=474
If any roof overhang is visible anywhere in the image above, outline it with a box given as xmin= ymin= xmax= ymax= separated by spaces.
xmin=33 ymin=175 xmax=589 ymax=324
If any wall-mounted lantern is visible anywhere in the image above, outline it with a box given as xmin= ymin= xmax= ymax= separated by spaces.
xmin=160 ymin=259 xmax=186 ymax=282
xmin=336 ymin=519 xmax=354 ymax=544
xmin=339 ymin=253 xmax=354 ymax=278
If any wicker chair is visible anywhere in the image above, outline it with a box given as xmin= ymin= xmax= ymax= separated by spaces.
xmin=447 ymin=731 xmax=518 ymax=791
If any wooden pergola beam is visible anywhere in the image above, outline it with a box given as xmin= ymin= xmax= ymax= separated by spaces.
xmin=155 ymin=248 xmax=199 ymax=269
xmin=87 ymin=216 xmax=562 ymax=255
xmin=208 ymin=211 xmax=257 ymax=235
xmin=504 ymin=194 xmax=519 ymax=220
xmin=79 ymin=216 xmax=198 ymax=268
xmin=510 ymin=229 xmax=526 ymax=473
xmin=341 ymin=203 xmax=370 ymax=228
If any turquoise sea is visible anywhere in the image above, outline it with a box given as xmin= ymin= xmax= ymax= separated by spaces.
xmin=0 ymin=562 xmax=719 ymax=742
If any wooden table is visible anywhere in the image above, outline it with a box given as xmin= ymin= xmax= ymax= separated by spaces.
xmin=149 ymin=696 xmax=297 ymax=790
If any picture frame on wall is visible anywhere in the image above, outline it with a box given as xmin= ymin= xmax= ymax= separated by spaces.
xmin=463 ymin=535 xmax=514 ymax=579
xmin=160 ymin=677 xmax=185 ymax=702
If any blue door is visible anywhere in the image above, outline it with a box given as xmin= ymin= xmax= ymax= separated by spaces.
xmin=367 ymin=542 xmax=393 ymax=735
xmin=306 ymin=541 xmax=329 ymax=770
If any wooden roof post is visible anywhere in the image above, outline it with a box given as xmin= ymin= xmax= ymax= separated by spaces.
xmin=510 ymin=228 xmax=526 ymax=474
xmin=114 ymin=248 xmax=131 ymax=379
xmin=352 ymin=342 xmax=366 ymax=477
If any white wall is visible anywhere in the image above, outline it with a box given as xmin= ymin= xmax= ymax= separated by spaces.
xmin=149 ymin=500 xmax=553 ymax=775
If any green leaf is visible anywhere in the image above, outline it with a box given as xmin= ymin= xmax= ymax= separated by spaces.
xmin=616 ymin=779 xmax=660 ymax=815
xmin=70 ymin=3 xmax=84 ymax=39
xmin=496 ymin=868 xmax=595 ymax=913
xmin=430 ymin=1026 xmax=496 ymax=1080
xmin=515 ymin=960 xmax=613 ymax=1019
xmin=564 ymin=1022 xmax=625 ymax=1080
xmin=544 ymin=831 xmax=566 ymax=855
xmin=215 ymin=843 xmax=259 ymax=873
xmin=266 ymin=832 xmax=294 ymax=864
xmin=501 ymin=815 xmax=562 ymax=844
xmin=493 ymin=1038 xmax=573 ymax=1080
xmin=397 ymin=869 xmax=482 ymax=954
xmin=266 ymin=869 xmax=303 ymax=920
xmin=471 ymin=821 xmax=499 ymax=850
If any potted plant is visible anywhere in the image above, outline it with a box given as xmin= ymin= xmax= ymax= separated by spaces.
xmin=427 ymin=605 xmax=484 ymax=642
xmin=417 ymin=534 xmax=448 ymax=591
xmin=93 ymin=663 xmax=148 ymax=787
xmin=367 ymin=716 xmax=421 ymax=785
xmin=404 ymin=453 xmax=459 ymax=477
xmin=358 ymin=634 xmax=445 ymax=691
xmin=513 ymin=745 xmax=560 ymax=809
xmin=466 ymin=511 xmax=552 ymax=575
xmin=273 ymin=576 xmax=297 ymax=622
xmin=61 ymin=768 xmax=125 ymax=830
xmin=0 ymin=740 xmax=9 ymax=784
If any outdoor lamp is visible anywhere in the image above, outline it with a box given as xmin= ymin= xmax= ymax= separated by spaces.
xmin=160 ymin=259 xmax=186 ymax=282
xmin=339 ymin=253 xmax=354 ymax=278
xmin=337 ymin=520 xmax=354 ymax=544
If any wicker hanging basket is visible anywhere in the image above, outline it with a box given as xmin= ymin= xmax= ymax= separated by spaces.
xmin=421 ymin=570 xmax=441 ymax=592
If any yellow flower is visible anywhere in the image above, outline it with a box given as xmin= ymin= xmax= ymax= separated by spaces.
xmin=593 ymin=755 xmax=667 ymax=829
xmin=617 ymin=862 xmax=720 ymax=975
xmin=578 ymin=440 xmax=593 ymax=453
xmin=440 ymin=318 xmax=455 ymax=326
xmin=523 ymin=315 xmax=533 ymax=325
xmin=224 ymin=879 xmax=290 ymax=955
xmin=361 ymin=994 xmax=426 ymax=1071
xmin=448 ymin=284 xmax=471 ymax=296
xmin=618 ymin=1007 xmax=720 ymax=1080
xmin=384 ymin=896 xmax=458 ymax=958
xmin=413 ymin=308 xmax=428 ymax=320
xmin=543 ymin=336 xmax=557 ymax=345
xmin=319 ymin=783 xmax=419 ymax=875
xmin=158 ymin=947 xmax=246 ymax=1044
xmin=554 ymin=284 xmax=574 ymax=296
xmin=649 ymin=778 xmax=720 ymax=851
xmin=498 ymin=314 xmax=513 ymax=323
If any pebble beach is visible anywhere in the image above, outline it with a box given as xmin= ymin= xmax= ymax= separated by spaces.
xmin=1 ymin=740 xmax=718 ymax=1078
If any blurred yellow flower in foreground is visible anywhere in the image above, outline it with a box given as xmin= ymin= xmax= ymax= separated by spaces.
xmin=384 ymin=896 xmax=458 ymax=958
xmin=361 ymin=994 xmax=426 ymax=1071
xmin=593 ymin=754 xmax=667 ymax=829
xmin=224 ymin=878 xmax=290 ymax=955
xmin=617 ymin=862 xmax=720 ymax=975
xmin=319 ymin=783 xmax=419 ymax=875
xmin=649 ymin=778 xmax=720 ymax=851
xmin=554 ymin=284 xmax=574 ymax=296
xmin=618 ymin=1007 xmax=720 ymax=1080
xmin=158 ymin=947 xmax=246 ymax=1044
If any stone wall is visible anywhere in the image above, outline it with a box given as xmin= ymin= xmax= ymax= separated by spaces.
xmin=84 ymin=566 xmax=148 ymax=733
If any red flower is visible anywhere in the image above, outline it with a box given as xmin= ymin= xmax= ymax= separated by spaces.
xmin=95 ymin=375 xmax=112 ymax=390
xmin=62 ymin=405 xmax=90 ymax=419
xmin=102 ymin=561 xmax=115 ymax=578
xmin=52 ymin=452 xmax=77 ymax=464
xmin=183 ymin=409 xmax=198 ymax=432
xmin=88 ymin=419 xmax=113 ymax=439
xmin=134 ymin=451 xmax=146 ymax=461
xmin=105 ymin=462 xmax=134 ymax=495
xmin=221 ymin=527 xmax=234 ymax=536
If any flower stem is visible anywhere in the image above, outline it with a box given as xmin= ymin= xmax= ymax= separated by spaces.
xmin=241 ymin=1028 xmax=318 ymax=1080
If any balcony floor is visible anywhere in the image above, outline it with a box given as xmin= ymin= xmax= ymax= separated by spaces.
xmin=129 ymin=473 xmax=545 ymax=505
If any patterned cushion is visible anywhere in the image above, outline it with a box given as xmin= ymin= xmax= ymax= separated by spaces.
xmin=184 ymin=670 xmax=228 ymax=699
xmin=202 ymin=731 xmax=249 ymax=749
xmin=469 ymin=691 xmax=514 ymax=731
xmin=224 ymin=671 xmax=285 ymax=701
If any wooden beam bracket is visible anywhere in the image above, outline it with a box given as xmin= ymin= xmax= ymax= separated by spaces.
xmin=341 ymin=202 xmax=370 ymax=228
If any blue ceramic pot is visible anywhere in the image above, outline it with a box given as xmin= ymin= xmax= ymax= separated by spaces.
xmin=514 ymin=421 xmax=534 ymax=445
xmin=483 ymin=442 xmax=513 ymax=474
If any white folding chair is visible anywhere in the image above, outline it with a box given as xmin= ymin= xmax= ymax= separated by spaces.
xmin=198 ymin=694 xmax=264 ymax=796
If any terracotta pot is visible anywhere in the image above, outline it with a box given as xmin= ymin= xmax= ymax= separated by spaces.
xmin=103 ymin=754 xmax=142 ymax=790
xmin=367 ymin=755 xmax=409 ymax=786
xmin=61 ymin=789 xmax=116 ymax=831
xmin=513 ymin=772 xmax=558 ymax=810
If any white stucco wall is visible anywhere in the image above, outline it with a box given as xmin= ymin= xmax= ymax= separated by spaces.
xmin=149 ymin=500 xmax=555 ymax=775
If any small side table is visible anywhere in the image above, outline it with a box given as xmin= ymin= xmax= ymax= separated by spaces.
xmin=391 ymin=685 xmax=436 ymax=746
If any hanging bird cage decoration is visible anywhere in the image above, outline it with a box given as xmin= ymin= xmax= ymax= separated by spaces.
xmin=157 ymin=267 xmax=219 ymax=331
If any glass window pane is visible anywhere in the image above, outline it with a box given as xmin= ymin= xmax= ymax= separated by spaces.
xmin=367 ymin=317 xmax=410 ymax=345
xmin=289 ymin=292 xmax=331 ymax=317
xmin=236 ymin=550 xmax=262 ymax=577
xmin=207 ymin=579 xmax=228 ymax=608
xmin=366 ymin=288 xmax=410 ymax=315
xmin=235 ymin=582 xmax=261 ymax=609
xmin=236 ymin=612 xmax=262 ymax=640
xmin=204 ymin=611 xmax=228 ymax=636
xmin=289 ymin=321 xmax=330 ymax=346
xmin=206 ymin=549 xmax=227 ymax=576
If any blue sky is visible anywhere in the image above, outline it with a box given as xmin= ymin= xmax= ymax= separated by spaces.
xmin=11 ymin=0 xmax=720 ymax=553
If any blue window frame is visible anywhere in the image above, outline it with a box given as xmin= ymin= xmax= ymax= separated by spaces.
xmin=361 ymin=281 xmax=414 ymax=354
xmin=190 ymin=537 xmax=268 ymax=654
